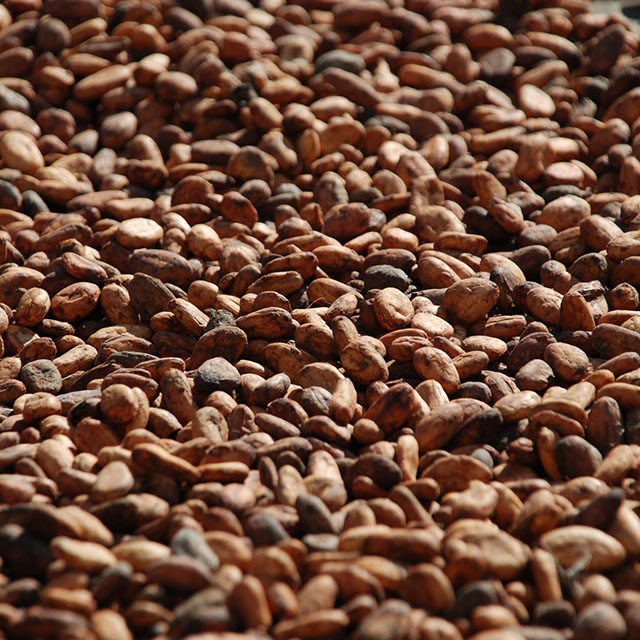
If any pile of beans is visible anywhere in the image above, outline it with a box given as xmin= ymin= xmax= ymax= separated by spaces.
xmin=3 ymin=0 xmax=640 ymax=638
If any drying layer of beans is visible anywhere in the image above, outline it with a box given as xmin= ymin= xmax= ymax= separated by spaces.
xmin=4 ymin=0 xmax=640 ymax=638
